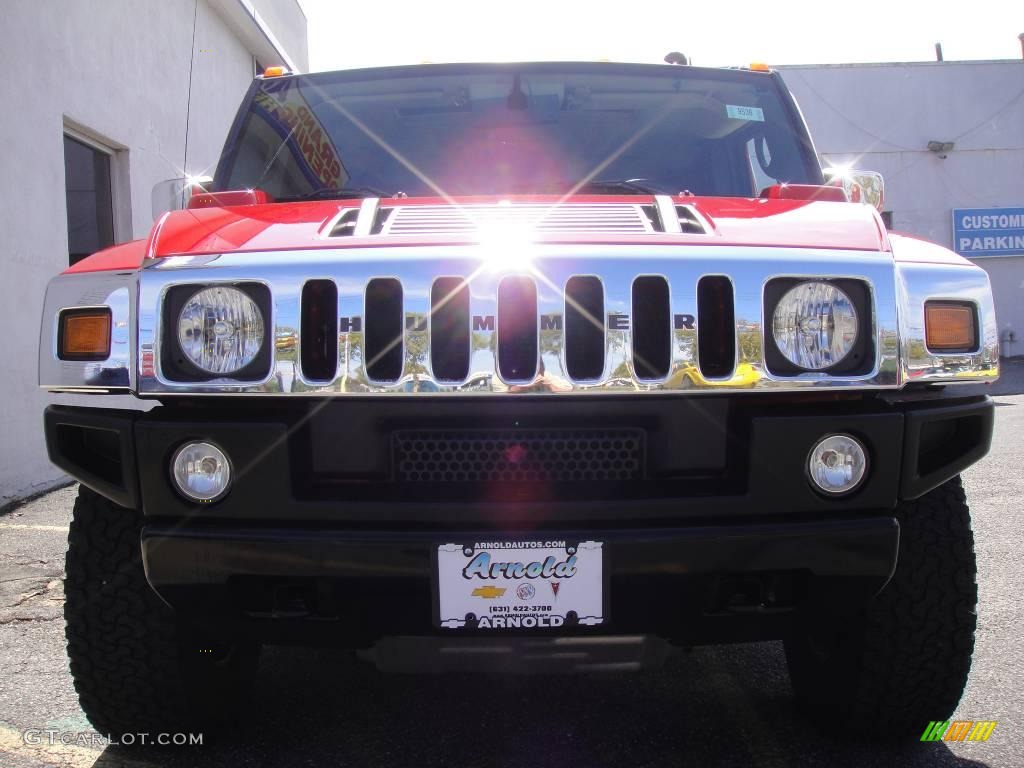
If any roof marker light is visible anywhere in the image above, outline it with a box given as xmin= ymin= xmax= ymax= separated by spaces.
xmin=749 ymin=62 xmax=771 ymax=72
xmin=263 ymin=66 xmax=288 ymax=78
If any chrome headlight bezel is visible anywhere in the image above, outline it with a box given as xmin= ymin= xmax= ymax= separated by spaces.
xmin=162 ymin=282 xmax=271 ymax=382
xmin=765 ymin=278 xmax=873 ymax=376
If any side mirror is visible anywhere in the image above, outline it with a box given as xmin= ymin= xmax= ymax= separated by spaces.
xmin=823 ymin=168 xmax=885 ymax=212
xmin=151 ymin=176 xmax=213 ymax=220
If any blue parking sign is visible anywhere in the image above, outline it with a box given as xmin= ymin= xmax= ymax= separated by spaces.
xmin=953 ymin=208 xmax=1024 ymax=257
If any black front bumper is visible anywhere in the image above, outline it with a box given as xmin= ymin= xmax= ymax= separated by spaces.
xmin=44 ymin=392 xmax=993 ymax=644
xmin=140 ymin=517 xmax=898 ymax=644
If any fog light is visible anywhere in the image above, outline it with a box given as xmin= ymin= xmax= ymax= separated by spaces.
xmin=171 ymin=441 xmax=231 ymax=502
xmin=807 ymin=434 xmax=867 ymax=496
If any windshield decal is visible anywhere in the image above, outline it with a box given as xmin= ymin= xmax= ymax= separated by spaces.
xmin=726 ymin=104 xmax=765 ymax=122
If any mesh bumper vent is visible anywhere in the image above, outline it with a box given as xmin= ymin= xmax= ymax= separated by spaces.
xmin=393 ymin=428 xmax=644 ymax=483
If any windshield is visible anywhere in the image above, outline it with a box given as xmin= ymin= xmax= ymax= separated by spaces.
xmin=216 ymin=63 xmax=821 ymax=200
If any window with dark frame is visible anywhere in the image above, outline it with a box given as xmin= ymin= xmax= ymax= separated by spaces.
xmin=63 ymin=135 xmax=114 ymax=265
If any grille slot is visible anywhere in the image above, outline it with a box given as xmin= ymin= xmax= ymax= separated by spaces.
xmin=394 ymin=428 xmax=644 ymax=483
xmin=300 ymin=280 xmax=338 ymax=381
xmin=430 ymin=277 xmax=470 ymax=382
xmin=364 ymin=278 xmax=404 ymax=382
xmin=497 ymin=277 xmax=538 ymax=382
xmin=564 ymin=276 xmax=605 ymax=380
xmin=631 ymin=276 xmax=671 ymax=380
xmin=698 ymin=276 xmax=736 ymax=379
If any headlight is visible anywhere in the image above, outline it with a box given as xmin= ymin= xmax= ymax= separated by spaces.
xmin=177 ymin=286 xmax=265 ymax=374
xmin=772 ymin=281 xmax=858 ymax=370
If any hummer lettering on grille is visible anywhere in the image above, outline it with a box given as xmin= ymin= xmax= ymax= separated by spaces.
xmin=336 ymin=312 xmax=696 ymax=334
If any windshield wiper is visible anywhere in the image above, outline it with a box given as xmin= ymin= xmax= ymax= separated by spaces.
xmin=282 ymin=186 xmax=393 ymax=202
xmin=576 ymin=179 xmax=667 ymax=195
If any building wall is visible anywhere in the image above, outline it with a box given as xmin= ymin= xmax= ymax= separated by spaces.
xmin=250 ymin=0 xmax=309 ymax=72
xmin=0 ymin=0 xmax=306 ymax=507
xmin=781 ymin=61 xmax=1024 ymax=354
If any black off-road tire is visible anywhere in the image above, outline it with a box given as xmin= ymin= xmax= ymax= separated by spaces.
xmin=64 ymin=485 xmax=259 ymax=734
xmin=785 ymin=476 xmax=977 ymax=738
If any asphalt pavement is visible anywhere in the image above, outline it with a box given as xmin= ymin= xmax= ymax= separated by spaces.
xmin=1 ymin=379 xmax=1022 ymax=767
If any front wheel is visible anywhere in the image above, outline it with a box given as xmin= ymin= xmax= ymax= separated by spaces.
xmin=64 ymin=486 xmax=259 ymax=734
xmin=785 ymin=477 xmax=977 ymax=738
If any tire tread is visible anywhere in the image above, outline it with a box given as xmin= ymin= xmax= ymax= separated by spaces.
xmin=786 ymin=476 xmax=977 ymax=736
xmin=65 ymin=486 xmax=255 ymax=733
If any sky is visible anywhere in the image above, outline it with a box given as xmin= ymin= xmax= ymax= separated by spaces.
xmin=298 ymin=0 xmax=1023 ymax=73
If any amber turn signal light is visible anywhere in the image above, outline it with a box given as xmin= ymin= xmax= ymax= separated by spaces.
xmin=925 ymin=302 xmax=976 ymax=352
xmin=59 ymin=309 xmax=111 ymax=360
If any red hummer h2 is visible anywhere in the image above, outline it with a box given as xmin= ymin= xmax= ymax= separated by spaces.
xmin=41 ymin=61 xmax=997 ymax=737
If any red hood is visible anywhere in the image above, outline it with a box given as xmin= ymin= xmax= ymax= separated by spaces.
xmin=145 ymin=195 xmax=890 ymax=258
xmin=65 ymin=195 xmax=891 ymax=273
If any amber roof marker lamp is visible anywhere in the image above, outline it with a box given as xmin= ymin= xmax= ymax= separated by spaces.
xmin=58 ymin=308 xmax=111 ymax=361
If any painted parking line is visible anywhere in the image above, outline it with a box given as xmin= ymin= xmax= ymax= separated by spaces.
xmin=0 ymin=523 xmax=69 ymax=533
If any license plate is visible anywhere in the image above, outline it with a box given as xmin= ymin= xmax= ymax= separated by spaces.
xmin=436 ymin=540 xmax=604 ymax=630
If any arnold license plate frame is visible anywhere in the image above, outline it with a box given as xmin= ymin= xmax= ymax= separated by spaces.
xmin=435 ymin=539 xmax=605 ymax=630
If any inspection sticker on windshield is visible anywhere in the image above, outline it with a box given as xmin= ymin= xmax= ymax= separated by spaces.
xmin=437 ymin=540 xmax=604 ymax=629
xmin=726 ymin=104 xmax=764 ymax=122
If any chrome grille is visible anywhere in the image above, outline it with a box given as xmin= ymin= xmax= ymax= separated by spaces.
xmin=133 ymin=245 xmax=909 ymax=396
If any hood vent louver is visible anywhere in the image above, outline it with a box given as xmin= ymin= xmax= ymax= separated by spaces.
xmin=327 ymin=208 xmax=360 ymax=237
xmin=326 ymin=199 xmax=710 ymax=238
xmin=371 ymin=206 xmax=394 ymax=235
xmin=640 ymin=204 xmax=660 ymax=232
xmin=383 ymin=204 xmax=656 ymax=235
xmin=675 ymin=205 xmax=707 ymax=234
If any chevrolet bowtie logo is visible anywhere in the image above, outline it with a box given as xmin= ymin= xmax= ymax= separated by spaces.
xmin=472 ymin=586 xmax=507 ymax=599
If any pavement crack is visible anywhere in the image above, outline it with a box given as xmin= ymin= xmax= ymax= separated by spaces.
xmin=11 ymin=588 xmax=48 ymax=607
xmin=0 ymin=575 xmax=57 ymax=585
xmin=0 ymin=615 xmax=63 ymax=624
